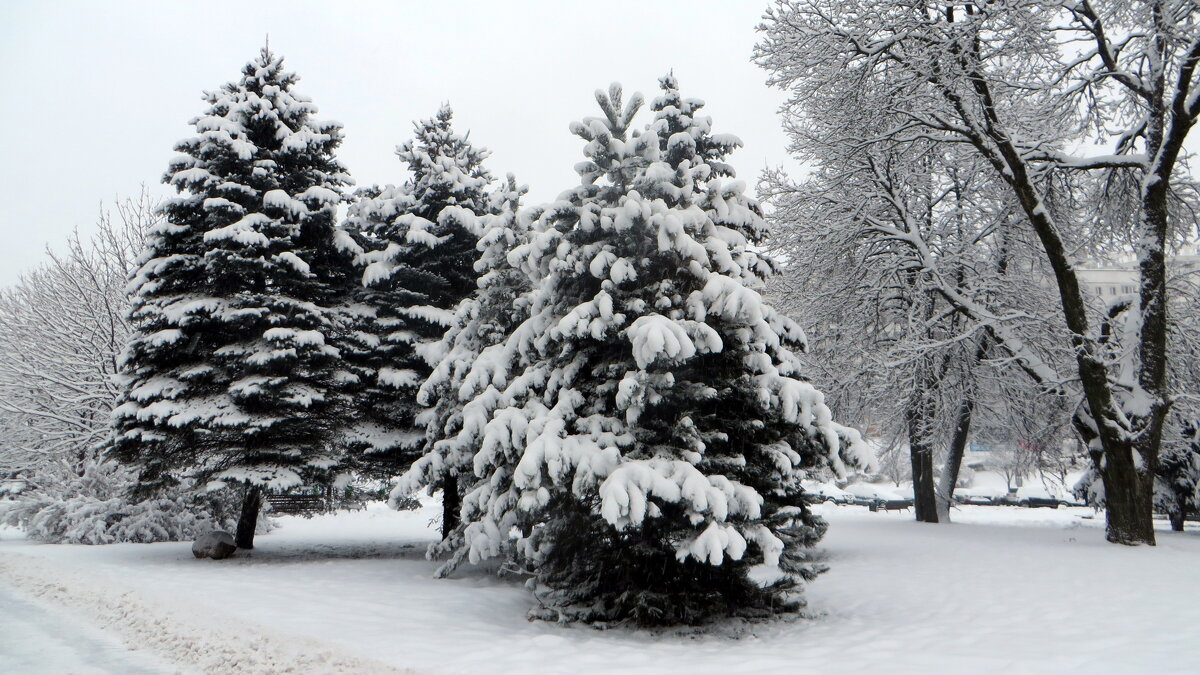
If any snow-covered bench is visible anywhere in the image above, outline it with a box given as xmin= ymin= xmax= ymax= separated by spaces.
xmin=265 ymin=493 xmax=327 ymax=515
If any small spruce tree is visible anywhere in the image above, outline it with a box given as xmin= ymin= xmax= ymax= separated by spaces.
xmin=394 ymin=175 xmax=534 ymax=567
xmin=341 ymin=105 xmax=493 ymax=534
xmin=449 ymin=81 xmax=873 ymax=625
xmin=1152 ymin=412 xmax=1199 ymax=531
xmin=110 ymin=47 xmax=354 ymax=549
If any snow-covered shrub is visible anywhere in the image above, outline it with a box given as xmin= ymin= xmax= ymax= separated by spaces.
xmin=1 ymin=459 xmax=238 ymax=544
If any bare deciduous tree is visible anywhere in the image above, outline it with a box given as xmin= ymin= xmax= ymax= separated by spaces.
xmin=0 ymin=191 xmax=155 ymax=491
xmin=758 ymin=0 xmax=1200 ymax=544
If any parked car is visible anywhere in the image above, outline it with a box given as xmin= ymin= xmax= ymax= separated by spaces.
xmin=843 ymin=483 xmax=913 ymax=510
xmin=801 ymin=481 xmax=855 ymax=505
xmin=953 ymin=486 xmax=1008 ymax=506
xmin=1015 ymin=485 xmax=1060 ymax=509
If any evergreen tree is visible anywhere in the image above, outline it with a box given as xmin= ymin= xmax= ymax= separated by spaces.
xmin=1157 ymin=417 xmax=1200 ymax=532
xmin=110 ymin=48 xmax=354 ymax=549
xmin=394 ymin=175 xmax=533 ymax=565
xmin=446 ymin=82 xmax=873 ymax=625
xmin=341 ymin=105 xmax=493 ymax=534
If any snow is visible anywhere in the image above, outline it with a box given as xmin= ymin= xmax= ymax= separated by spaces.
xmin=262 ymin=189 xmax=309 ymax=218
xmin=377 ymin=367 xmax=423 ymax=389
xmin=0 ymin=581 xmax=170 ymax=674
xmin=273 ymin=251 xmax=311 ymax=274
xmin=958 ymin=484 xmax=1008 ymax=500
xmin=1015 ymin=484 xmax=1055 ymax=500
xmin=202 ymin=213 xmax=271 ymax=247
xmin=263 ymin=327 xmax=326 ymax=347
xmin=399 ymin=304 xmax=454 ymax=327
xmin=296 ymin=185 xmax=341 ymax=205
xmin=680 ymin=520 xmax=748 ymax=565
xmin=802 ymin=480 xmax=854 ymax=502
xmin=3 ymin=503 xmax=1198 ymax=674
xmin=625 ymin=314 xmax=697 ymax=368
xmin=200 ymin=197 xmax=243 ymax=213
xmin=598 ymin=459 xmax=762 ymax=535
xmin=588 ymin=250 xmax=617 ymax=278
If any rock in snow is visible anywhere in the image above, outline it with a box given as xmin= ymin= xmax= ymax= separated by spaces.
xmin=191 ymin=530 xmax=236 ymax=559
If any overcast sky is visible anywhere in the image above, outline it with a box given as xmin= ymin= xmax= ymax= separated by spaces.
xmin=0 ymin=1 xmax=797 ymax=286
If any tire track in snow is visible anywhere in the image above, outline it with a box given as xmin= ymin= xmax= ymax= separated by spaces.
xmin=0 ymin=584 xmax=167 ymax=674
xmin=0 ymin=551 xmax=415 ymax=674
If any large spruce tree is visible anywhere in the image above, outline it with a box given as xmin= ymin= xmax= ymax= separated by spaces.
xmin=341 ymin=105 xmax=493 ymax=535
xmin=440 ymin=81 xmax=873 ymax=625
xmin=110 ymin=48 xmax=355 ymax=549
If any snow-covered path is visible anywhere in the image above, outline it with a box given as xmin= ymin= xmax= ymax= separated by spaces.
xmin=0 ymin=524 xmax=411 ymax=675
xmin=1 ymin=503 xmax=1197 ymax=674
xmin=0 ymin=584 xmax=168 ymax=674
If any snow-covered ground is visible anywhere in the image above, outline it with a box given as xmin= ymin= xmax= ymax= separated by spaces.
xmin=0 ymin=582 xmax=170 ymax=674
xmin=1 ymin=501 xmax=1197 ymax=674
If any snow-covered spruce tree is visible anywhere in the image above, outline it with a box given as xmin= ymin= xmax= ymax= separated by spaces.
xmin=110 ymin=48 xmax=354 ymax=549
xmin=341 ymin=104 xmax=493 ymax=535
xmin=451 ymin=82 xmax=872 ymax=625
xmin=393 ymin=175 xmax=533 ymax=561
xmin=1157 ymin=416 xmax=1200 ymax=531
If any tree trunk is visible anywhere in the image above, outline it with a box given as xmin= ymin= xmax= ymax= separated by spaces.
xmin=936 ymin=334 xmax=988 ymax=522
xmin=1169 ymin=510 xmax=1185 ymax=532
xmin=1096 ymin=438 xmax=1156 ymax=545
xmin=235 ymin=484 xmax=262 ymax=549
xmin=947 ymin=55 xmax=1169 ymax=547
xmin=911 ymin=442 xmax=937 ymax=522
xmin=907 ymin=400 xmax=938 ymax=523
xmin=1098 ymin=120 xmax=1178 ymax=546
xmin=441 ymin=475 xmax=460 ymax=539
xmin=936 ymin=392 xmax=975 ymax=523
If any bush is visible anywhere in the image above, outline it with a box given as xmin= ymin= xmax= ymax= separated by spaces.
xmin=1 ymin=458 xmax=239 ymax=544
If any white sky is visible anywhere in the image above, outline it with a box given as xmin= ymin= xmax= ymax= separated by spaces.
xmin=0 ymin=1 xmax=796 ymax=286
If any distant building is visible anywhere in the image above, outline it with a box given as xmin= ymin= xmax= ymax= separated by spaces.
xmin=1076 ymin=247 xmax=1199 ymax=302
xmin=1076 ymin=265 xmax=1138 ymax=299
